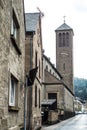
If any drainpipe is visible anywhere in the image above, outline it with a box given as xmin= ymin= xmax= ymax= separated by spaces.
xmin=24 ymin=75 xmax=28 ymax=130
xmin=28 ymin=34 xmax=33 ymax=130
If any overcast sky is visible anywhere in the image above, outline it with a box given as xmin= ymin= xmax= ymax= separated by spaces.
xmin=24 ymin=0 xmax=87 ymax=79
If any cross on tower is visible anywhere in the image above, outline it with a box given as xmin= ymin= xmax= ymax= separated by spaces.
xmin=63 ymin=16 xmax=66 ymax=23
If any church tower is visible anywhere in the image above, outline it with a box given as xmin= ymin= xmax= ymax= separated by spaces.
xmin=55 ymin=21 xmax=74 ymax=92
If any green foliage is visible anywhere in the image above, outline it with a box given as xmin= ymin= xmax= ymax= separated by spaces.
xmin=74 ymin=77 xmax=87 ymax=100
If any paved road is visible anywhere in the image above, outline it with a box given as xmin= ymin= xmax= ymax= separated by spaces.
xmin=41 ymin=114 xmax=87 ymax=130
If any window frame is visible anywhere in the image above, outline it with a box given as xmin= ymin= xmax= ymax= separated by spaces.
xmin=11 ymin=9 xmax=19 ymax=42
xmin=0 ymin=0 xmax=3 ymax=8
xmin=63 ymin=63 xmax=66 ymax=71
xmin=9 ymin=74 xmax=19 ymax=111
xmin=11 ymin=19 xmax=17 ymax=40
xmin=66 ymin=32 xmax=69 ymax=46
xmin=10 ymin=9 xmax=21 ymax=55
xmin=39 ymin=89 xmax=40 ymax=108
xmin=59 ymin=33 xmax=62 ymax=47
xmin=9 ymin=77 xmax=15 ymax=106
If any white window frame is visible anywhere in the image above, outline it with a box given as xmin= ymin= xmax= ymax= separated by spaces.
xmin=9 ymin=76 xmax=17 ymax=106
xmin=11 ymin=19 xmax=17 ymax=40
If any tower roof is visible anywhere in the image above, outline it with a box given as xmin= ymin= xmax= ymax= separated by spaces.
xmin=55 ymin=23 xmax=73 ymax=31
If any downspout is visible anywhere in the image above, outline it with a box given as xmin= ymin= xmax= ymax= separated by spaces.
xmin=28 ymin=32 xmax=34 ymax=130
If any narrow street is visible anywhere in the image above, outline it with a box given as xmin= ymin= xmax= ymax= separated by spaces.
xmin=41 ymin=114 xmax=87 ymax=130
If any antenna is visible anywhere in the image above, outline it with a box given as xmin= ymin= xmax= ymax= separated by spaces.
xmin=37 ymin=7 xmax=44 ymax=17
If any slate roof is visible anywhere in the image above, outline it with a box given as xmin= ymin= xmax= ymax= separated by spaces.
xmin=41 ymin=99 xmax=56 ymax=106
xmin=43 ymin=54 xmax=63 ymax=79
xmin=25 ymin=13 xmax=40 ymax=32
xmin=55 ymin=23 xmax=73 ymax=31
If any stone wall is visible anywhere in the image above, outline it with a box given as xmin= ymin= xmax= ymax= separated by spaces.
xmin=0 ymin=0 xmax=25 ymax=129
xmin=48 ymin=110 xmax=58 ymax=124
xmin=56 ymin=30 xmax=74 ymax=92
xmin=25 ymin=13 xmax=42 ymax=130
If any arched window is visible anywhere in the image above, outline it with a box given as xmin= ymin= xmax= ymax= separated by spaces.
xmin=63 ymin=33 xmax=65 ymax=46
xmin=63 ymin=63 xmax=65 ymax=71
xmin=66 ymin=32 xmax=69 ymax=46
xmin=46 ymin=65 xmax=48 ymax=70
xmin=59 ymin=33 xmax=62 ymax=47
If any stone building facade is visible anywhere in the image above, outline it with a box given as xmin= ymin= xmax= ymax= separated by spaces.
xmin=42 ymin=54 xmax=74 ymax=123
xmin=25 ymin=13 xmax=43 ymax=130
xmin=55 ymin=22 xmax=74 ymax=92
xmin=0 ymin=0 xmax=25 ymax=130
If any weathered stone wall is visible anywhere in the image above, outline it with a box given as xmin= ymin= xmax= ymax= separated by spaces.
xmin=56 ymin=30 xmax=74 ymax=92
xmin=25 ymin=13 xmax=42 ymax=130
xmin=43 ymin=69 xmax=74 ymax=113
xmin=64 ymin=88 xmax=74 ymax=112
xmin=0 ymin=0 xmax=25 ymax=129
xmin=44 ymin=70 xmax=64 ymax=109
xmin=48 ymin=110 xmax=58 ymax=123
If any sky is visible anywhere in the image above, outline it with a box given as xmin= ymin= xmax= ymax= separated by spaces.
xmin=24 ymin=0 xmax=87 ymax=79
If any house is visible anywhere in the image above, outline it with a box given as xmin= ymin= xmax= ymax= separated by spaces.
xmin=74 ymin=97 xmax=84 ymax=114
xmin=0 ymin=0 xmax=25 ymax=130
xmin=25 ymin=13 xmax=43 ymax=130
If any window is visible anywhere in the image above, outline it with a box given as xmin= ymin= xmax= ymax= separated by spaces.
xmin=50 ymin=69 xmax=51 ymax=73
xmin=11 ymin=19 xmax=17 ymax=40
xmin=0 ymin=0 xmax=3 ymax=8
xmin=35 ymin=86 xmax=37 ymax=107
xmin=59 ymin=32 xmax=69 ymax=47
xmin=39 ymin=89 xmax=40 ymax=108
xmin=46 ymin=65 xmax=48 ymax=70
xmin=35 ymin=51 xmax=37 ymax=67
xmin=10 ymin=9 xmax=21 ymax=54
xmin=9 ymin=74 xmax=18 ymax=107
xmin=39 ymin=60 xmax=41 ymax=78
xmin=66 ymin=32 xmax=69 ymax=46
xmin=63 ymin=33 xmax=65 ymax=46
xmin=63 ymin=63 xmax=65 ymax=71
xmin=59 ymin=33 xmax=62 ymax=47
xmin=11 ymin=10 xmax=19 ymax=42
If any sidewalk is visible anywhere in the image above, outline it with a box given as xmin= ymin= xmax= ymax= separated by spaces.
xmin=41 ymin=116 xmax=76 ymax=130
